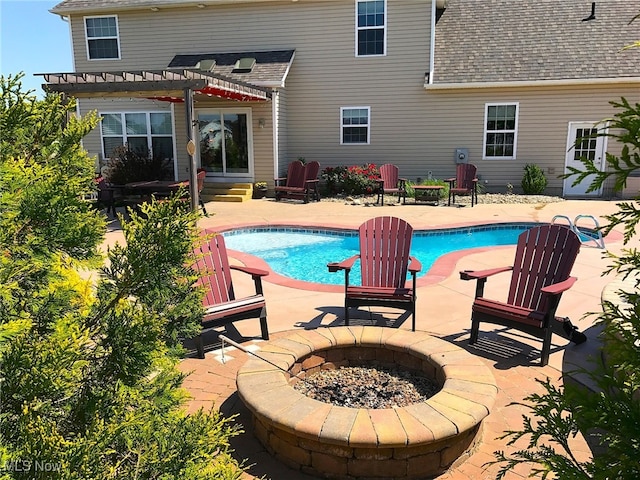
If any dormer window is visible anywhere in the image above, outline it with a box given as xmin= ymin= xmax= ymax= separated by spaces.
xmin=85 ymin=16 xmax=120 ymax=60
xmin=356 ymin=0 xmax=386 ymax=57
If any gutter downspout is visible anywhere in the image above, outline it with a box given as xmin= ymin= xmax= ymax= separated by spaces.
xmin=271 ymin=90 xmax=279 ymax=182
xmin=429 ymin=0 xmax=436 ymax=85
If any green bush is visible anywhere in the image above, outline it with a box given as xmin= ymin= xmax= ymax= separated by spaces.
xmin=104 ymin=145 xmax=174 ymax=184
xmin=321 ymin=163 xmax=380 ymax=195
xmin=0 ymin=74 xmax=244 ymax=480
xmin=406 ymin=178 xmax=449 ymax=199
xmin=521 ymin=163 xmax=548 ymax=194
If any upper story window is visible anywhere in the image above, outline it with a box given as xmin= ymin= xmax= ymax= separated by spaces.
xmin=356 ymin=0 xmax=386 ymax=57
xmin=85 ymin=16 xmax=120 ymax=60
xmin=483 ymin=103 xmax=519 ymax=159
xmin=341 ymin=107 xmax=370 ymax=144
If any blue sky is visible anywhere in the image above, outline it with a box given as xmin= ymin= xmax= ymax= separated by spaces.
xmin=1 ymin=0 xmax=72 ymax=96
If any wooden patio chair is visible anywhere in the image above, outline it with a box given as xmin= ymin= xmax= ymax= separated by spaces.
xmin=376 ymin=164 xmax=407 ymax=205
xmin=192 ymin=232 xmax=269 ymax=358
xmin=446 ymin=163 xmax=478 ymax=207
xmin=274 ymin=160 xmax=320 ymax=203
xmin=459 ymin=224 xmax=586 ymax=366
xmin=328 ymin=216 xmax=422 ymax=330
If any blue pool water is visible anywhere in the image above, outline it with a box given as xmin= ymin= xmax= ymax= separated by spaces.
xmin=223 ymin=223 xmax=540 ymax=286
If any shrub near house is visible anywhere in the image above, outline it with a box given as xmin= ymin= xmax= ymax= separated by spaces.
xmin=321 ymin=163 xmax=380 ymax=195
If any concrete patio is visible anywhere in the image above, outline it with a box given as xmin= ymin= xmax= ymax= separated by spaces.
xmin=105 ymin=196 xmax=636 ymax=479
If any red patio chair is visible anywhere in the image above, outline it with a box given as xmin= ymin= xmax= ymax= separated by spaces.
xmin=274 ymin=160 xmax=320 ymax=203
xmin=328 ymin=216 xmax=422 ymax=331
xmin=192 ymin=232 xmax=269 ymax=358
xmin=460 ymin=224 xmax=586 ymax=366
xmin=446 ymin=163 xmax=478 ymax=207
xmin=376 ymin=164 xmax=407 ymax=205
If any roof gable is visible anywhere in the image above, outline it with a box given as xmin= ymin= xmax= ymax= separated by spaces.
xmin=434 ymin=0 xmax=640 ymax=84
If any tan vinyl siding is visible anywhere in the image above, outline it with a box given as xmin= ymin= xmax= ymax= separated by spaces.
xmin=63 ymin=1 xmax=639 ymax=198
xmin=422 ymin=83 xmax=639 ymax=196
xmin=249 ymin=101 xmax=275 ymax=185
xmin=66 ymin=0 xmax=432 ymax=177
xmin=276 ymin=89 xmax=288 ymax=180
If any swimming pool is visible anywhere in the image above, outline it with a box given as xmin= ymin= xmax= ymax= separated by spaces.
xmin=223 ymin=223 xmax=540 ymax=286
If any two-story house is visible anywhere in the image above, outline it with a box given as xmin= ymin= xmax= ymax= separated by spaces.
xmin=41 ymin=0 xmax=639 ymax=199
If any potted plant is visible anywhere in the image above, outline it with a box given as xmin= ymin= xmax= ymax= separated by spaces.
xmin=253 ymin=181 xmax=268 ymax=199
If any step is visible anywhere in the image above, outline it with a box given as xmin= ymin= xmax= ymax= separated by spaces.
xmin=205 ymin=187 xmax=253 ymax=196
xmin=206 ymin=194 xmax=250 ymax=203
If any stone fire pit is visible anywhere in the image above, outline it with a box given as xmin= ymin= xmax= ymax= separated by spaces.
xmin=236 ymin=326 xmax=497 ymax=479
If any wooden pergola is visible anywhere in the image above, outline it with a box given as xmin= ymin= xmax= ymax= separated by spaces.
xmin=39 ymin=69 xmax=273 ymax=212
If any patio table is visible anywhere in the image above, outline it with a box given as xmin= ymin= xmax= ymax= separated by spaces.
xmin=124 ymin=179 xmax=189 ymax=196
xmin=413 ymin=185 xmax=444 ymax=205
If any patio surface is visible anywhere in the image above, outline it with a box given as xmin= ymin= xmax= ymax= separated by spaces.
xmin=105 ymin=196 xmax=637 ymax=479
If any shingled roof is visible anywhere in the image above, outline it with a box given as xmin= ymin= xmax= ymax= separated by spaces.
xmin=168 ymin=50 xmax=295 ymax=87
xmin=51 ymin=1 xmax=253 ymax=14
xmin=433 ymin=0 xmax=640 ymax=85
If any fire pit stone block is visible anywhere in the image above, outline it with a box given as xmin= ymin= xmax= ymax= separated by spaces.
xmin=237 ymin=326 xmax=497 ymax=479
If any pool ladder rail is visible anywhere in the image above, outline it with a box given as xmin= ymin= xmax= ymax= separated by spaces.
xmin=551 ymin=214 xmax=605 ymax=249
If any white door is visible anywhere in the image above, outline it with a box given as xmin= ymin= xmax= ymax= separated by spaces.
xmin=563 ymin=122 xmax=607 ymax=196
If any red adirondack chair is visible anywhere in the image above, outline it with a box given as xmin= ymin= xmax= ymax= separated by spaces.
xmin=328 ymin=216 xmax=422 ymax=330
xmin=446 ymin=163 xmax=478 ymax=207
xmin=192 ymin=232 xmax=269 ymax=358
xmin=460 ymin=224 xmax=586 ymax=366
xmin=376 ymin=164 xmax=407 ymax=205
xmin=274 ymin=160 xmax=320 ymax=203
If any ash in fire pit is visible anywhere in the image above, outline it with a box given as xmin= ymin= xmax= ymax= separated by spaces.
xmin=293 ymin=363 xmax=440 ymax=408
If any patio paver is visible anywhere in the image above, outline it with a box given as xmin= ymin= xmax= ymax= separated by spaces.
xmin=105 ymin=196 xmax=636 ymax=479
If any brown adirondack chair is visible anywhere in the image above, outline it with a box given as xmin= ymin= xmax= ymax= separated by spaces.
xmin=376 ymin=164 xmax=407 ymax=205
xmin=328 ymin=216 xmax=422 ymax=330
xmin=460 ymin=224 xmax=586 ymax=366
xmin=446 ymin=163 xmax=478 ymax=207
xmin=192 ymin=232 xmax=269 ymax=358
xmin=275 ymin=160 xmax=320 ymax=203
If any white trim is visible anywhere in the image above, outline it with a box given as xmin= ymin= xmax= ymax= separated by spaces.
xmin=482 ymin=102 xmax=519 ymax=160
xmin=170 ymin=103 xmax=179 ymax=181
xmin=428 ymin=0 xmax=435 ymax=85
xmin=426 ymin=77 xmax=640 ymax=90
xmin=84 ymin=15 xmax=121 ymax=61
xmin=340 ymin=106 xmax=371 ymax=145
xmin=272 ymin=90 xmax=279 ymax=182
xmin=355 ymin=0 xmax=387 ymax=58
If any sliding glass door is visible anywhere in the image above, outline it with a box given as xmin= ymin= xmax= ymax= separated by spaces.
xmin=197 ymin=109 xmax=252 ymax=177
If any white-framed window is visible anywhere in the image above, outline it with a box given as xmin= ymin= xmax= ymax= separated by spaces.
xmin=483 ymin=103 xmax=519 ymax=159
xmin=85 ymin=16 xmax=120 ymax=60
xmin=341 ymin=107 xmax=370 ymax=144
xmin=101 ymin=112 xmax=174 ymax=161
xmin=356 ymin=0 xmax=386 ymax=57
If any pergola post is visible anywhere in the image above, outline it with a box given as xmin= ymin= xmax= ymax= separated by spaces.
xmin=184 ymin=87 xmax=199 ymax=213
